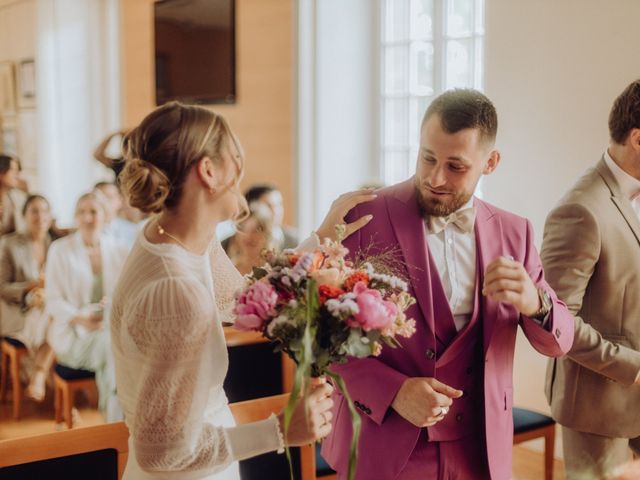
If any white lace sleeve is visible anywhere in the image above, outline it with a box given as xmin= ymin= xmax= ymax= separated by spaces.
xmin=210 ymin=239 xmax=244 ymax=324
xmin=127 ymin=277 xmax=281 ymax=477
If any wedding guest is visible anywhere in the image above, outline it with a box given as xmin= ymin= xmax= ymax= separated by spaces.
xmin=223 ymin=205 xmax=275 ymax=275
xmin=0 ymin=195 xmax=55 ymax=401
xmin=93 ymin=129 xmax=128 ymax=179
xmin=46 ymin=192 xmax=128 ymax=422
xmin=111 ymin=101 xmax=375 ymax=479
xmin=0 ymin=154 xmax=27 ymax=235
xmin=541 ymin=79 xmax=640 ymax=478
xmin=94 ymin=181 xmax=140 ymax=247
xmin=322 ymin=89 xmax=575 ymax=479
xmin=245 ymin=184 xmax=298 ymax=250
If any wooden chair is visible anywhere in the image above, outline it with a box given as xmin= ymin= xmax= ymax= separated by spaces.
xmin=230 ymin=393 xmax=321 ymax=480
xmin=0 ymin=422 xmax=129 ymax=479
xmin=53 ymin=363 xmax=98 ymax=429
xmin=224 ymin=327 xmax=296 ymax=393
xmin=0 ymin=337 xmax=28 ymax=419
xmin=513 ymin=407 xmax=556 ymax=480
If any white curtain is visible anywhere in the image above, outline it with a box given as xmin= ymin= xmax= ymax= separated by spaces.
xmin=36 ymin=0 xmax=120 ymax=226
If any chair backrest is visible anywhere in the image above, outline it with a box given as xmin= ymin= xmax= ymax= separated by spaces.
xmin=223 ymin=326 xmax=296 ymax=396
xmin=0 ymin=422 xmax=129 ymax=479
xmin=230 ymin=393 xmax=316 ymax=480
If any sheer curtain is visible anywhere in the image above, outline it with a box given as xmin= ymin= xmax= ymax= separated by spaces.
xmin=36 ymin=0 xmax=120 ymax=226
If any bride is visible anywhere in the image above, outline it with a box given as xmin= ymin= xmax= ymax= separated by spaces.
xmin=110 ymin=101 xmax=376 ymax=479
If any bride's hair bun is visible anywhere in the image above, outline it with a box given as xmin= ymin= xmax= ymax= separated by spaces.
xmin=119 ymin=157 xmax=171 ymax=214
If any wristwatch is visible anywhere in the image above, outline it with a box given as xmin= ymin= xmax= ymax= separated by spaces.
xmin=531 ymin=287 xmax=552 ymax=320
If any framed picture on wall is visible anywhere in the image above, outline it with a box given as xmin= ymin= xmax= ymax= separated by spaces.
xmin=0 ymin=61 xmax=16 ymax=114
xmin=16 ymin=59 xmax=36 ymax=110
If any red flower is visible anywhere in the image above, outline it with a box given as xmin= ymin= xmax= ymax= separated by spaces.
xmin=343 ymin=271 xmax=370 ymax=291
xmin=319 ymin=284 xmax=345 ymax=304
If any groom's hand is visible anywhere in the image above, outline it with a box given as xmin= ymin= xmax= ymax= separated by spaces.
xmin=483 ymin=256 xmax=540 ymax=317
xmin=391 ymin=377 xmax=462 ymax=427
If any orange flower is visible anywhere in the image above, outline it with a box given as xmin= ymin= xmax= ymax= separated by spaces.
xmin=319 ymin=284 xmax=345 ymax=304
xmin=308 ymin=251 xmax=325 ymax=272
xmin=343 ymin=271 xmax=370 ymax=291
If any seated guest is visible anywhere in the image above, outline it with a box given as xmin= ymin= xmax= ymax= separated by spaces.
xmin=45 ymin=192 xmax=128 ymax=422
xmin=94 ymin=182 xmax=141 ymax=247
xmin=223 ymin=205 xmax=275 ymax=275
xmin=245 ymin=184 xmax=298 ymax=250
xmin=93 ymin=129 xmax=128 ymax=179
xmin=0 ymin=154 xmax=27 ymax=235
xmin=0 ymin=195 xmax=56 ymax=401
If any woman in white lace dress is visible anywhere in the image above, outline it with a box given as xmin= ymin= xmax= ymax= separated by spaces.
xmin=111 ymin=102 xmax=376 ymax=479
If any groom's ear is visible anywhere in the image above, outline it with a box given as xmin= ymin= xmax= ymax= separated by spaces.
xmin=482 ymin=150 xmax=500 ymax=175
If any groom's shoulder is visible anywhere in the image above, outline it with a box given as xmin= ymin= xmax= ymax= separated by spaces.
xmin=351 ymin=178 xmax=413 ymax=217
xmin=476 ymin=198 xmax=530 ymax=232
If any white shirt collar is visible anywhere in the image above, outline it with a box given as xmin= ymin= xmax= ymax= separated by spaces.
xmin=603 ymin=149 xmax=640 ymax=201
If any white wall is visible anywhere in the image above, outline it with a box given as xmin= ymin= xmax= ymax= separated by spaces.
xmin=484 ymin=0 xmax=640 ymax=456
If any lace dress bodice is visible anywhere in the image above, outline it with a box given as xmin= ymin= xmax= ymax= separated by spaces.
xmin=111 ymin=232 xmax=282 ymax=479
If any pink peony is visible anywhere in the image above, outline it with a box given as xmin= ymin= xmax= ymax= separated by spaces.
xmin=234 ymin=281 xmax=278 ymax=331
xmin=349 ymin=281 xmax=398 ymax=331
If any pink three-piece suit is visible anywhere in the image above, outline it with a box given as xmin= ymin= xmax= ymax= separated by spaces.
xmin=321 ymin=178 xmax=574 ymax=479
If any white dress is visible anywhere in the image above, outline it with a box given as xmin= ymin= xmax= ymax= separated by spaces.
xmin=110 ymin=231 xmax=284 ymax=480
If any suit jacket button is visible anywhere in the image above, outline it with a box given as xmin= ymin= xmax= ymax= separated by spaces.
xmin=365 ymin=408 xmax=372 ymax=415
xmin=555 ymin=328 xmax=561 ymax=338
xmin=425 ymin=349 xmax=436 ymax=360
xmin=456 ymin=413 xmax=464 ymax=422
xmin=355 ymin=401 xmax=361 ymax=408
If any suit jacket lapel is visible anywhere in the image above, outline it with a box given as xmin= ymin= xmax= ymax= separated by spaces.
xmin=387 ymin=180 xmax=436 ymax=338
xmin=597 ymin=158 xmax=640 ymax=248
xmin=473 ymin=198 xmax=504 ymax=355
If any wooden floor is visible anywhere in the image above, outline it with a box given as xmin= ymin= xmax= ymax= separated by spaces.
xmin=1 ymin=394 xmax=565 ymax=479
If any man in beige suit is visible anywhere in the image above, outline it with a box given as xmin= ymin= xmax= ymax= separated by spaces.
xmin=542 ymin=79 xmax=640 ymax=478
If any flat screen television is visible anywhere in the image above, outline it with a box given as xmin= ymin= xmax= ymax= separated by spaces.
xmin=154 ymin=0 xmax=236 ymax=106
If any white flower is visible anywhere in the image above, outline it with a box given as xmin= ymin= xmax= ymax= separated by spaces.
xmin=267 ymin=314 xmax=292 ymax=337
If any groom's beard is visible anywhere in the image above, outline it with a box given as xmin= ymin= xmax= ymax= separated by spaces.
xmin=415 ymin=182 xmax=472 ymax=218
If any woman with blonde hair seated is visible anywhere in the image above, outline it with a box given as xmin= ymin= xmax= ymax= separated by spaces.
xmin=111 ymin=101 xmax=375 ymax=479
xmin=46 ymin=192 xmax=128 ymax=422
xmin=0 ymin=195 xmax=56 ymax=401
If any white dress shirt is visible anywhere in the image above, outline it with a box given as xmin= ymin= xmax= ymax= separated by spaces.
xmin=425 ymin=197 xmax=476 ymax=331
xmin=604 ymin=149 xmax=640 ymax=221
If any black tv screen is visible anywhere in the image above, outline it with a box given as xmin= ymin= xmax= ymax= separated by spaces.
xmin=154 ymin=0 xmax=236 ymax=105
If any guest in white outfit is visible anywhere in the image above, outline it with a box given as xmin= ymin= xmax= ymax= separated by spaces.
xmin=0 ymin=195 xmax=55 ymax=401
xmin=46 ymin=192 xmax=128 ymax=422
xmin=94 ymin=181 xmax=141 ymax=247
xmin=111 ymin=101 xmax=375 ymax=479
xmin=0 ymin=154 xmax=27 ymax=236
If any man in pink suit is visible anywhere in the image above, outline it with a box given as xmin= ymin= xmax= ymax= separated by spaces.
xmin=321 ymin=89 xmax=575 ymax=479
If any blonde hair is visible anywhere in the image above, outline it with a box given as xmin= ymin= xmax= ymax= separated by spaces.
xmin=75 ymin=191 xmax=108 ymax=217
xmin=119 ymin=101 xmax=247 ymax=217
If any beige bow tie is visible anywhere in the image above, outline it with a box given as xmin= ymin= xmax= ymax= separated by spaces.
xmin=428 ymin=207 xmax=476 ymax=234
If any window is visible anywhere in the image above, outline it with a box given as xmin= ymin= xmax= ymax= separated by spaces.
xmin=380 ymin=0 xmax=485 ymax=185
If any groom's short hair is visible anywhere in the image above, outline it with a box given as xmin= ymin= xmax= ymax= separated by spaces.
xmin=609 ymin=79 xmax=640 ymax=145
xmin=422 ymin=89 xmax=498 ymax=144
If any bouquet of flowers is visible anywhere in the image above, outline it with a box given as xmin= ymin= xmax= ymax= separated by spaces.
xmin=233 ymin=226 xmax=416 ymax=480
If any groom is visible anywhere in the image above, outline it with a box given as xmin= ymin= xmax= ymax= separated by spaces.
xmin=321 ymin=89 xmax=575 ymax=479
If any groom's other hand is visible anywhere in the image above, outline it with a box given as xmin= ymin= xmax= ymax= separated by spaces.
xmin=482 ymin=256 xmax=541 ymax=317
xmin=391 ymin=377 xmax=463 ymax=427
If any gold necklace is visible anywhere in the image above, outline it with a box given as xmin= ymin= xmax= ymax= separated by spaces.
xmin=156 ymin=220 xmax=189 ymax=250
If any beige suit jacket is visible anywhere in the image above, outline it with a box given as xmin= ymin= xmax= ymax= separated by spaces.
xmin=0 ymin=232 xmax=50 ymax=335
xmin=542 ymin=158 xmax=640 ymax=438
